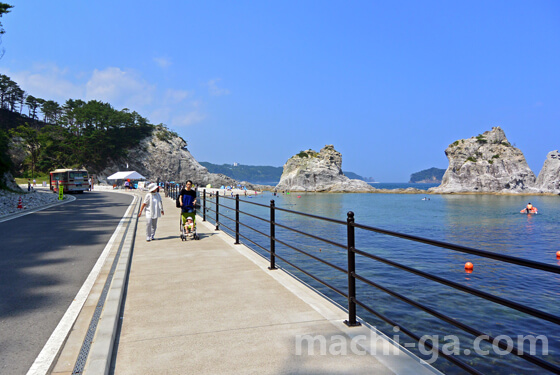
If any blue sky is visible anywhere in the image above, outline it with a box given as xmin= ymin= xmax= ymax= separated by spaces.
xmin=1 ymin=1 xmax=559 ymax=181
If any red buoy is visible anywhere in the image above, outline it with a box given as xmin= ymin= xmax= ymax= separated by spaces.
xmin=464 ymin=262 xmax=474 ymax=271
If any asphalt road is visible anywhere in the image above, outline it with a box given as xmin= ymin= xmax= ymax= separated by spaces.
xmin=0 ymin=191 xmax=134 ymax=375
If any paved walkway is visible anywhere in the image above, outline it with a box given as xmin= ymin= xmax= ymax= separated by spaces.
xmin=111 ymin=195 xmax=440 ymax=374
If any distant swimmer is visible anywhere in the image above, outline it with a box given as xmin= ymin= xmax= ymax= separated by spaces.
xmin=520 ymin=203 xmax=538 ymax=214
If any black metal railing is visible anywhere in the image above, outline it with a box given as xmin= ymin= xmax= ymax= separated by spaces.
xmin=180 ymin=189 xmax=560 ymax=374
xmin=166 ymin=182 xmax=184 ymax=200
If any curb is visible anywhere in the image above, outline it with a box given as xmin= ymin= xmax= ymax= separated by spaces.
xmin=81 ymin=195 xmax=140 ymax=375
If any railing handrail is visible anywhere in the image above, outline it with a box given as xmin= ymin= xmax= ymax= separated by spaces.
xmin=208 ymin=193 xmax=560 ymax=274
xmin=192 ymin=189 xmax=560 ymax=374
xmin=353 ymin=221 xmax=560 ymax=274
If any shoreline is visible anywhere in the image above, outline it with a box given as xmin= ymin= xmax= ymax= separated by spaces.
xmin=265 ymin=188 xmax=560 ymax=196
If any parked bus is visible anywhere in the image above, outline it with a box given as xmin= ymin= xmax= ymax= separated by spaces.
xmin=50 ymin=169 xmax=89 ymax=193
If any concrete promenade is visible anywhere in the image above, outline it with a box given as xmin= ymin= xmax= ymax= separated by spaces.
xmin=46 ymin=190 xmax=442 ymax=375
xmin=111 ymin=195 xmax=442 ymax=375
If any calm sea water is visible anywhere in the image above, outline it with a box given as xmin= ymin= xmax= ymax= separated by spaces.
xmin=209 ymin=188 xmax=560 ymax=374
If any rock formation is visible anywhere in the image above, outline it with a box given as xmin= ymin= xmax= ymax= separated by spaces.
xmin=429 ymin=127 xmax=536 ymax=193
xmin=275 ymin=145 xmax=375 ymax=192
xmin=0 ymin=171 xmax=22 ymax=191
xmin=97 ymin=130 xmax=243 ymax=188
xmin=535 ymin=150 xmax=560 ymax=194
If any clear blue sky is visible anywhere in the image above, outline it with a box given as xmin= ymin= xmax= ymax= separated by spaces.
xmin=2 ymin=1 xmax=559 ymax=181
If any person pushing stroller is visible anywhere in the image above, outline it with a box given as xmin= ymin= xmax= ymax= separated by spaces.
xmin=179 ymin=180 xmax=197 ymax=239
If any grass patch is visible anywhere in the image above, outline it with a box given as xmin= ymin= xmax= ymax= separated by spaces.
xmin=15 ymin=174 xmax=50 ymax=185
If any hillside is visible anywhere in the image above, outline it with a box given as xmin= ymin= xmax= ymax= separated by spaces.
xmin=199 ymin=162 xmax=283 ymax=184
xmin=200 ymin=161 xmax=373 ymax=185
xmin=344 ymin=171 xmax=375 ymax=182
xmin=0 ymin=73 xmax=156 ymax=188
xmin=409 ymin=167 xmax=445 ymax=183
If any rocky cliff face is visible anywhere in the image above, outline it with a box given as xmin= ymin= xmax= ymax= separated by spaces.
xmin=97 ymin=131 xmax=240 ymax=187
xmin=275 ymin=145 xmax=374 ymax=192
xmin=535 ymin=150 xmax=560 ymax=194
xmin=429 ymin=127 xmax=536 ymax=193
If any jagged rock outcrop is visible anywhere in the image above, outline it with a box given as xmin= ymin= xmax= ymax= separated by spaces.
xmin=429 ymin=127 xmax=536 ymax=193
xmin=535 ymin=150 xmax=560 ymax=194
xmin=275 ymin=145 xmax=375 ymax=192
xmin=0 ymin=171 xmax=22 ymax=191
xmin=97 ymin=132 xmax=242 ymax=188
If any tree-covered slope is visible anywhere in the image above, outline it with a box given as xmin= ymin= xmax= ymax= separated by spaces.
xmin=199 ymin=162 xmax=283 ymax=184
xmin=0 ymin=73 xmax=157 ymax=179
xmin=409 ymin=167 xmax=445 ymax=183
xmin=199 ymin=162 xmax=373 ymax=184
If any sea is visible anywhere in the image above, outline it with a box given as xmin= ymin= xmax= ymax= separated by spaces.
xmin=210 ymin=183 xmax=560 ymax=374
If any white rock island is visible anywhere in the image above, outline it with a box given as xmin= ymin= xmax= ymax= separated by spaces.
xmin=275 ymin=145 xmax=374 ymax=192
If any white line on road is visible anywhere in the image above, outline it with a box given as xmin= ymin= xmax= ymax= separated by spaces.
xmin=25 ymin=195 xmax=138 ymax=375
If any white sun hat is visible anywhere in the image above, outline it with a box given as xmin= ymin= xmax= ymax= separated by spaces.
xmin=148 ymin=183 xmax=158 ymax=192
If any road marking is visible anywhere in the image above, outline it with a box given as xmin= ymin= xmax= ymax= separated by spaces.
xmin=26 ymin=195 xmax=138 ymax=375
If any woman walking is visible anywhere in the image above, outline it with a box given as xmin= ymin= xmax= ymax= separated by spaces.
xmin=138 ymin=183 xmax=165 ymax=241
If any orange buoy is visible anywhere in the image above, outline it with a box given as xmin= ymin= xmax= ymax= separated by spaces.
xmin=556 ymin=251 xmax=560 ymax=259
xmin=464 ymin=262 xmax=474 ymax=271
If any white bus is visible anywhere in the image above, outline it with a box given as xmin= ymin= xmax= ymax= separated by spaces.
xmin=50 ymin=169 xmax=89 ymax=193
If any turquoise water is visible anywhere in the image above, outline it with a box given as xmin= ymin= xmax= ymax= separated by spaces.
xmin=211 ymin=191 xmax=560 ymax=374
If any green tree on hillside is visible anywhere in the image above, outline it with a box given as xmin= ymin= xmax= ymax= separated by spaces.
xmin=1 ymin=71 xmax=156 ymax=177
xmin=0 ymin=3 xmax=13 ymax=182
xmin=25 ymin=95 xmax=41 ymax=119
xmin=0 ymin=3 xmax=12 ymax=33
xmin=0 ymin=3 xmax=13 ymax=59
xmin=41 ymin=100 xmax=61 ymax=123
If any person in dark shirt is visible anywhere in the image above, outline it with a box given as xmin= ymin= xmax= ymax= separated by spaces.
xmin=179 ymin=180 xmax=197 ymax=228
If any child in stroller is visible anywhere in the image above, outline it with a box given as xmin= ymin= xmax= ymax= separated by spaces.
xmin=180 ymin=212 xmax=198 ymax=240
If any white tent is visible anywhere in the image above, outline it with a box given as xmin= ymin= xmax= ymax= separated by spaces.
xmin=107 ymin=171 xmax=146 ymax=180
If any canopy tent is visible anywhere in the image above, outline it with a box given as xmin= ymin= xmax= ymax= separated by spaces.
xmin=107 ymin=171 xmax=146 ymax=180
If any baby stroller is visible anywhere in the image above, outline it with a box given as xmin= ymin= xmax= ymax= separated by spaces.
xmin=180 ymin=210 xmax=199 ymax=241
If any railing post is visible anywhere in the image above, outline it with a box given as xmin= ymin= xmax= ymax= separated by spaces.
xmin=344 ymin=211 xmax=361 ymax=327
xmin=268 ymin=199 xmax=277 ymax=270
xmin=203 ymin=189 xmax=206 ymax=221
xmin=215 ymin=192 xmax=220 ymax=230
xmin=235 ymin=194 xmax=240 ymax=244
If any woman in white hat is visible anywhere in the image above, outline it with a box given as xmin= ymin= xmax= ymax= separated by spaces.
xmin=138 ymin=183 xmax=164 ymax=241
